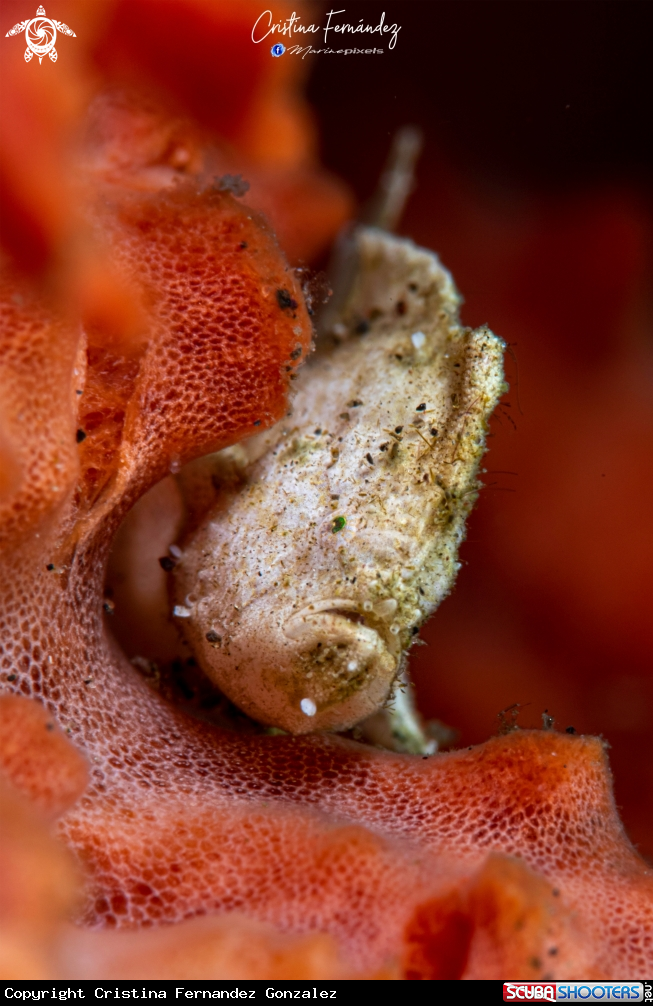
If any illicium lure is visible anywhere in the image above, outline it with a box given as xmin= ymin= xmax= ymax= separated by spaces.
xmin=174 ymin=228 xmax=505 ymax=737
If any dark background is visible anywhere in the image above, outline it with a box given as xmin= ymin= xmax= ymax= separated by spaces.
xmin=309 ymin=1 xmax=653 ymax=195
xmin=308 ymin=2 xmax=653 ymax=858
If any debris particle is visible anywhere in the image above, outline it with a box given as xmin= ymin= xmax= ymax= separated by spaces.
xmin=276 ymin=289 xmax=298 ymax=311
xmin=300 ymin=698 xmax=317 ymax=717
xmin=214 ymin=174 xmax=250 ymax=197
xmin=76 ymin=429 xmax=86 ymax=443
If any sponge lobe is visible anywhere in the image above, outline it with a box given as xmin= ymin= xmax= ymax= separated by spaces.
xmin=77 ymin=184 xmax=312 ymax=513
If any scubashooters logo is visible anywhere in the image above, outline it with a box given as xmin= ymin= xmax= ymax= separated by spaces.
xmin=503 ymin=984 xmax=645 ymax=1002
xmin=5 ymin=4 xmax=76 ymax=63
xmin=252 ymin=7 xmax=401 ymax=56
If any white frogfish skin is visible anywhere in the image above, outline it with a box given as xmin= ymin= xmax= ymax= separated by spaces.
xmin=175 ymin=228 xmax=505 ymax=734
